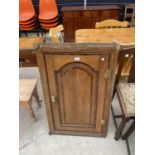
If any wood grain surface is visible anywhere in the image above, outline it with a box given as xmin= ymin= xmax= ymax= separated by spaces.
xmin=19 ymin=37 xmax=45 ymax=49
xmin=76 ymin=28 xmax=135 ymax=45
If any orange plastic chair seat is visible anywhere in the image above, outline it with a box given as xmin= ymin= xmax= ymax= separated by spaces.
xmin=40 ymin=25 xmax=58 ymax=30
xmin=39 ymin=12 xmax=58 ymax=20
xmin=19 ymin=18 xmax=36 ymax=25
xmin=20 ymin=13 xmax=35 ymax=22
xmin=20 ymin=23 xmax=36 ymax=28
xmin=40 ymin=21 xmax=58 ymax=27
xmin=19 ymin=0 xmax=36 ymax=22
xmin=39 ymin=17 xmax=59 ymax=23
xmin=39 ymin=0 xmax=58 ymax=20
xmin=20 ymin=25 xmax=36 ymax=30
xmin=39 ymin=15 xmax=58 ymax=21
xmin=39 ymin=18 xmax=58 ymax=24
xmin=41 ymin=24 xmax=59 ymax=30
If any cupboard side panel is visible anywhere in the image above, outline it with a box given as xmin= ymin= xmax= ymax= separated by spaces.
xmin=102 ymin=47 xmax=120 ymax=136
xmin=95 ymin=55 xmax=109 ymax=133
xmin=36 ymin=51 xmax=55 ymax=133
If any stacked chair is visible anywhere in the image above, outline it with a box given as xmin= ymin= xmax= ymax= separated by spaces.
xmin=19 ymin=0 xmax=37 ymax=31
xmin=38 ymin=0 xmax=59 ymax=30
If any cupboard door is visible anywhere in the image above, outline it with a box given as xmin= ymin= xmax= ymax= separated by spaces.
xmin=45 ymin=55 xmax=109 ymax=133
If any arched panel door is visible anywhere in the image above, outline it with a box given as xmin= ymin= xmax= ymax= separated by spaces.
xmin=45 ymin=55 xmax=109 ymax=134
xmin=57 ymin=62 xmax=98 ymax=128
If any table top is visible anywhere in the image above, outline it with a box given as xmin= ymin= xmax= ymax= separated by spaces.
xmin=19 ymin=37 xmax=45 ymax=49
xmin=19 ymin=79 xmax=37 ymax=102
xmin=75 ymin=28 xmax=135 ymax=45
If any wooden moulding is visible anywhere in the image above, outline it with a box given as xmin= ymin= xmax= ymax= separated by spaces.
xmin=36 ymin=43 xmax=120 ymax=137
xmin=37 ymin=43 xmax=119 ymax=54
xmin=61 ymin=5 xmax=121 ymax=12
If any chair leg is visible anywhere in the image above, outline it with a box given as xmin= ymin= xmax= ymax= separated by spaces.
xmin=37 ymin=31 xmax=39 ymax=37
xmin=112 ymin=89 xmax=115 ymax=99
xmin=19 ymin=32 xmax=21 ymax=37
xmin=24 ymin=30 xmax=27 ymax=37
xmin=33 ymin=87 xmax=41 ymax=108
xmin=44 ymin=30 xmax=47 ymax=36
xmin=41 ymin=29 xmax=44 ymax=36
xmin=28 ymin=101 xmax=37 ymax=121
xmin=115 ymin=117 xmax=129 ymax=140
xmin=122 ymin=120 xmax=135 ymax=140
xmin=112 ymin=82 xmax=117 ymax=99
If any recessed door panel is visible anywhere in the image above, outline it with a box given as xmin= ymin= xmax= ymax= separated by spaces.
xmin=57 ymin=62 xmax=98 ymax=127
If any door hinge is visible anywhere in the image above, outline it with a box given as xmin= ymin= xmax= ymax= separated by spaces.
xmin=101 ymin=119 xmax=105 ymax=126
xmin=105 ymin=68 xmax=111 ymax=79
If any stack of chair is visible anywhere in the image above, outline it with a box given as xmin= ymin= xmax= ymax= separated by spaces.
xmin=38 ymin=0 xmax=59 ymax=30
xmin=19 ymin=0 xmax=37 ymax=31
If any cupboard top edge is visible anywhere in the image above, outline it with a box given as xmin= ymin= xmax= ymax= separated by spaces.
xmin=61 ymin=5 xmax=121 ymax=12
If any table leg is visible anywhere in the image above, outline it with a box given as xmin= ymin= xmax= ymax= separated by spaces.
xmin=28 ymin=101 xmax=37 ymax=121
xmin=33 ymin=87 xmax=41 ymax=108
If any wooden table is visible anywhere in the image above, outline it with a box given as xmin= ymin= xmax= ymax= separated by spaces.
xmin=76 ymin=28 xmax=135 ymax=45
xmin=19 ymin=37 xmax=45 ymax=67
xmin=76 ymin=28 xmax=135 ymax=76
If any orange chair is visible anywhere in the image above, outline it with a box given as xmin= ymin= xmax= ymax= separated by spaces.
xmin=20 ymin=23 xmax=36 ymax=28
xmin=40 ymin=24 xmax=59 ymax=30
xmin=39 ymin=0 xmax=58 ymax=20
xmin=39 ymin=0 xmax=59 ymax=30
xmin=40 ymin=21 xmax=59 ymax=27
xmin=39 ymin=18 xmax=59 ymax=30
xmin=19 ymin=0 xmax=37 ymax=31
xmin=19 ymin=0 xmax=36 ymax=21
xmin=19 ymin=16 xmax=36 ymax=25
xmin=20 ymin=25 xmax=36 ymax=31
xmin=39 ymin=16 xmax=59 ymax=23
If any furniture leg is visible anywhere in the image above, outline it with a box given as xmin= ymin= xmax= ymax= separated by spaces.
xmin=126 ymin=139 xmax=131 ymax=155
xmin=28 ymin=101 xmax=37 ymax=121
xmin=41 ymin=29 xmax=44 ymax=36
xmin=111 ymin=105 xmax=118 ymax=129
xmin=33 ymin=87 xmax=41 ymax=108
xmin=37 ymin=31 xmax=39 ymax=37
xmin=122 ymin=120 xmax=135 ymax=140
xmin=44 ymin=30 xmax=46 ymax=36
xmin=112 ymin=87 xmax=116 ymax=99
xmin=115 ymin=117 xmax=129 ymax=140
xmin=24 ymin=30 xmax=27 ymax=37
xmin=19 ymin=32 xmax=21 ymax=37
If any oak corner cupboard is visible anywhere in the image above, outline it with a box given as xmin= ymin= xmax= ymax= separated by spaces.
xmin=36 ymin=43 xmax=119 ymax=137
